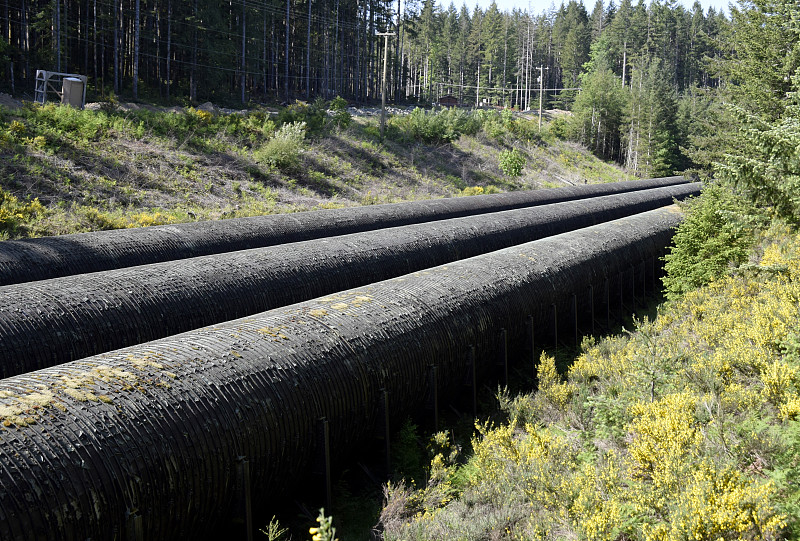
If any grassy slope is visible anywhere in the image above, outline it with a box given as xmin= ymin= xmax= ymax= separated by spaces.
xmin=0 ymin=101 xmax=632 ymax=239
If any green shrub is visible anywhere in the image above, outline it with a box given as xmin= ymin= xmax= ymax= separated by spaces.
xmin=508 ymin=117 xmax=542 ymax=143
xmin=662 ymin=184 xmax=765 ymax=299
xmin=329 ymin=96 xmax=351 ymax=129
xmin=394 ymin=108 xmax=481 ymax=144
xmin=547 ymin=116 xmax=569 ymax=139
xmin=483 ymin=119 xmax=505 ymax=139
xmin=277 ymin=100 xmax=326 ymax=136
xmin=24 ymin=103 xmax=110 ymax=143
xmin=254 ymin=121 xmax=306 ymax=170
xmin=498 ymin=148 xmax=526 ymax=177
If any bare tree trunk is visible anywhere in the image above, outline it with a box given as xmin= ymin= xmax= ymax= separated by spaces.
xmin=113 ymin=0 xmax=119 ymax=93
xmin=334 ymin=0 xmax=339 ymax=95
xmin=93 ymin=0 xmax=97 ymax=86
xmin=190 ymin=0 xmax=197 ymax=101
xmin=133 ymin=0 xmax=140 ymax=98
xmin=21 ymin=0 xmax=29 ymax=84
xmin=355 ymin=1 xmax=361 ymax=102
xmin=64 ymin=0 xmax=69 ymax=70
xmin=272 ymin=16 xmax=277 ymax=92
xmin=524 ymin=22 xmax=531 ymax=109
xmin=284 ymin=0 xmax=290 ymax=103
xmin=241 ymin=0 xmax=246 ymax=103
xmin=621 ymin=39 xmax=627 ymax=88
xmin=84 ymin=0 xmax=90 ymax=75
xmin=262 ymin=1 xmax=267 ymax=95
xmin=306 ymin=0 xmax=311 ymax=100
xmin=5 ymin=0 xmax=13 ymax=93
xmin=7 ymin=0 xmax=14 ymax=92
xmin=323 ymin=5 xmax=329 ymax=97
xmin=2 ymin=0 xmax=7 ymax=46
xmin=98 ymin=0 xmax=104 ymax=94
xmin=501 ymin=20 xmax=507 ymax=106
xmin=368 ymin=0 xmax=374 ymax=99
xmin=475 ymin=62 xmax=480 ymax=107
xmin=156 ymin=0 xmax=162 ymax=97
xmin=394 ymin=0 xmax=401 ymax=101
xmin=166 ymin=0 xmax=171 ymax=99
xmin=55 ymin=0 xmax=61 ymax=71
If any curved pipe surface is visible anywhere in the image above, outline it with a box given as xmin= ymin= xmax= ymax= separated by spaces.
xmin=0 ymin=207 xmax=682 ymax=541
xmin=0 ymin=183 xmax=698 ymax=377
xmin=0 ymin=177 xmax=689 ymax=285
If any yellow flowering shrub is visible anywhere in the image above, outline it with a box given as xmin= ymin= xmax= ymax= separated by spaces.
xmin=643 ymin=462 xmax=785 ymax=541
xmin=381 ymin=229 xmax=800 ymax=540
xmin=536 ymin=353 xmax=575 ymax=408
xmin=628 ymin=393 xmax=701 ymax=479
xmin=0 ymin=188 xmax=44 ymax=235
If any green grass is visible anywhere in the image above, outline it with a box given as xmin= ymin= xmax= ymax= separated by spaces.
xmin=0 ymin=101 xmax=633 ymax=239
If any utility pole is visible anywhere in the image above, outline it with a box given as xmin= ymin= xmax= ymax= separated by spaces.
xmin=538 ymin=65 xmax=549 ymax=132
xmin=377 ymin=32 xmax=396 ymax=141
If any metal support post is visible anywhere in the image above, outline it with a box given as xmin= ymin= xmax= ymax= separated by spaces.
xmin=526 ymin=314 xmax=535 ymax=367
xmin=428 ymin=365 xmax=439 ymax=431
xmin=498 ymin=328 xmax=508 ymax=386
xmin=235 ymin=457 xmax=253 ymax=541
xmin=572 ymin=294 xmax=578 ymax=346
xmin=316 ymin=418 xmax=332 ymax=509
xmin=468 ymin=346 xmax=477 ymax=417
xmin=126 ymin=513 xmax=144 ymax=541
xmin=379 ymin=389 xmax=391 ymax=473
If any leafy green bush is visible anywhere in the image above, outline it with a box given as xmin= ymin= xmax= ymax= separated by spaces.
xmin=662 ymin=184 xmax=765 ymax=299
xmin=23 ymin=103 xmax=110 ymax=144
xmin=393 ymin=108 xmax=480 ymax=144
xmin=329 ymin=96 xmax=351 ymax=129
xmin=547 ymin=116 xmax=569 ymax=139
xmin=498 ymin=148 xmax=526 ymax=177
xmin=508 ymin=117 xmax=541 ymax=143
xmin=254 ymin=121 xmax=306 ymax=170
xmin=277 ymin=100 xmax=326 ymax=136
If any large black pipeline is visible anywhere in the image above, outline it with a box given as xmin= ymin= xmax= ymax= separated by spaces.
xmin=0 ymin=176 xmax=689 ymax=286
xmin=0 ymin=183 xmax=699 ymax=377
xmin=0 ymin=207 xmax=682 ymax=541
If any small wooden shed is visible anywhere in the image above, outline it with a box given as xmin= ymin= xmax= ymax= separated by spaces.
xmin=438 ymin=94 xmax=459 ymax=107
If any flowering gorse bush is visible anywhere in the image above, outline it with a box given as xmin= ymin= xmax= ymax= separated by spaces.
xmin=380 ymin=228 xmax=800 ymax=539
xmin=0 ymin=188 xmax=44 ymax=237
xmin=308 ymin=508 xmax=337 ymax=541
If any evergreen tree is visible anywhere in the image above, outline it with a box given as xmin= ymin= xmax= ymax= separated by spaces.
xmin=723 ymin=0 xmax=800 ymax=121
xmin=623 ymin=58 xmax=681 ymax=177
xmin=571 ymin=64 xmax=627 ymax=160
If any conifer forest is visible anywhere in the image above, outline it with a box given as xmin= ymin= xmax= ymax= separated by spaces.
xmin=2 ymin=0 xmax=799 ymax=180
xmin=0 ymin=1 xmax=797 ymax=164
